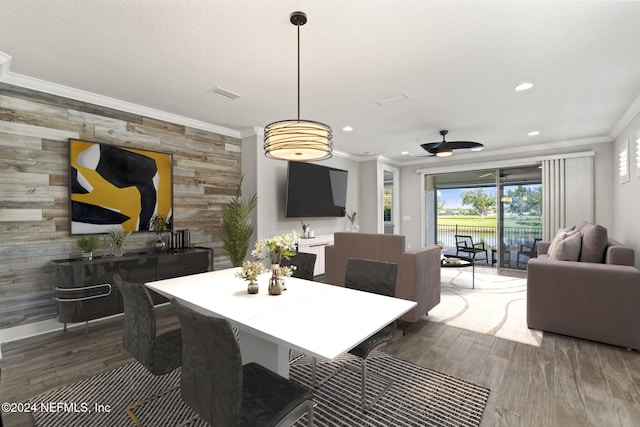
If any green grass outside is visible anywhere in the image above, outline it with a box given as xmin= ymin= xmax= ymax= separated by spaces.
xmin=437 ymin=215 xmax=541 ymax=229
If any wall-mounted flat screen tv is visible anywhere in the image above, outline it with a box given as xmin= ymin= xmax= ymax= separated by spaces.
xmin=69 ymin=139 xmax=173 ymax=235
xmin=285 ymin=161 xmax=348 ymax=217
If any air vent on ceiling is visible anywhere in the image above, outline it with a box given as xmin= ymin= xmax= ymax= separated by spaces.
xmin=208 ymin=86 xmax=242 ymax=101
xmin=375 ymin=93 xmax=410 ymax=106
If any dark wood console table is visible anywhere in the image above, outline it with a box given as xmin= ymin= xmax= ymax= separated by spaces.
xmin=51 ymin=247 xmax=213 ymax=330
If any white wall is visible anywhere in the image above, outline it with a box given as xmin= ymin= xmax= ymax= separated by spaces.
xmin=613 ymin=112 xmax=640 ymax=266
xmin=244 ymin=130 xmax=361 ymax=241
xmin=358 ymin=160 xmax=378 ymax=233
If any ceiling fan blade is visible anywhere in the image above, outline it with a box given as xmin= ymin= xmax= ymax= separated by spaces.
xmin=419 ymin=130 xmax=484 ymax=155
xmin=420 ymin=142 xmax=444 ymax=154
xmin=448 ymin=141 xmax=484 ymax=150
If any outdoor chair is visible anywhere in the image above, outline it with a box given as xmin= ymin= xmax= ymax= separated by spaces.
xmin=455 ymin=235 xmax=488 ymax=261
xmin=517 ymin=238 xmax=541 ymax=266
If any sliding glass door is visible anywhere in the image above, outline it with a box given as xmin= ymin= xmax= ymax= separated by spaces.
xmin=497 ymin=166 xmax=542 ymax=269
xmin=425 ymin=165 xmax=542 ymax=270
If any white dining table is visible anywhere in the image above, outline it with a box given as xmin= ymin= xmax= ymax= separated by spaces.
xmin=146 ymin=268 xmax=416 ymax=378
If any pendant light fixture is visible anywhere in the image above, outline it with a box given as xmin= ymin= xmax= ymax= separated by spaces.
xmin=263 ymin=11 xmax=333 ymax=162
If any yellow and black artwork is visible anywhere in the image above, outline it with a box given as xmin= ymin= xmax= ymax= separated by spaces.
xmin=69 ymin=139 xmax=173 ymax=235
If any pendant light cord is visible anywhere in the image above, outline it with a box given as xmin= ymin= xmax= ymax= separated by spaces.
xmin=297 ymin=22 xmax=301 ymax=121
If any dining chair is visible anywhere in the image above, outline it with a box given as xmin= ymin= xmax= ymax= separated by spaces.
xmin=312 ymin=258 xmax=398 ymax=411
xmin=280 ymin=252 xmax=317 ymax=281
xmin=113 ymin=274 xmax=182 ymax=426
xmin=171 ymin=299 xmax=315 ymax=426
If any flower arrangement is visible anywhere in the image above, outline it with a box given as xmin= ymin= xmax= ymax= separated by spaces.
xmin=346 ymin=211 xmax=357 ymax=225
xmin=251 ymin=230 xmax=300 ymax=264
xmin=235 ymin=260 xmax=266 ymax=282
xmin=279 ymin=265 xmax=297 ymax=278
xmin=149 ymin=214 xmax=172 ymax=235
xmin=108 ymin=229 xmax=131 ymax=257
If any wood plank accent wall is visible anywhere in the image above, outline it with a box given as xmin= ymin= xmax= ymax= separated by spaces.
xmin=0 ymin=83 xmax=241 ymax=329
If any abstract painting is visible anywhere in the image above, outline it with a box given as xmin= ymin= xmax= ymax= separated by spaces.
xmin=69 ymin=139 xmax=173 ymax=235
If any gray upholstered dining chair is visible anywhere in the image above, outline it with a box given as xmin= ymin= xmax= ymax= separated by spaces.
xmin=113 ymin=273 xmax=182 ymax=425
xmin=312 ymin=258 xmax=398 ymax=411
xmin=172 ymin=299 xmax=315 ymax=426
xmin=280 ymin=252 xmax=317 ymax=281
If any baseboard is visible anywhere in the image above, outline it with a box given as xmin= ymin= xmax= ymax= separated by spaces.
xmin=0 ymin=313 xmax=120 ymax=359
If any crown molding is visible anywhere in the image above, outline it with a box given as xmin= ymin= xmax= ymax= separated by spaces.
xmin=0 ymin=69 xmax=241 ymax=138
xmin=610 ymin=91 xmax=640 ymax=138
xmin=0 ymin=51 xmax=12 ymax=76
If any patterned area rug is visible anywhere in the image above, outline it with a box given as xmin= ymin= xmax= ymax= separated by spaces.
xmin=29 ymin=351 xmax=490 ymax=427
xmin=429 ymin=268 xmax=543 ymax=346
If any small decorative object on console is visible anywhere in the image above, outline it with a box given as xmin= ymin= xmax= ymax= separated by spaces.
xmin=77 ymin=235 xmax=99 ymax=260
xmin=108 ymin=229 xmax=130 ymax=257
xmin=346 ymin=211 xmax=359 ymax=232
xmin=149 ymin=214 xmax=172 ymax=252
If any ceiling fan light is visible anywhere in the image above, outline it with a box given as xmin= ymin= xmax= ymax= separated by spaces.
xmin=436 ymin=150 xmax=453 ymax=157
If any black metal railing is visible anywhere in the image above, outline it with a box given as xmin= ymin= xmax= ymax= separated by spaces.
xmin=437 ymin=224 xmax=542 ymax=269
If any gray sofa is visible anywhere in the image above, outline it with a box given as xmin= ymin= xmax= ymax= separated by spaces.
xmin=324 ymin=232 xmax=441 ymax=325
xmin=527 ymin=224 xmax=640 ymax=349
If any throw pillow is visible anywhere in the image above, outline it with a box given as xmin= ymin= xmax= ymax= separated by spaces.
xmin=550 ymin=231 xmax=582 ymax=261
xmin=579 ymin=223 xmax=608 ymax=263
xmin=547 ymin=229 xmax=579 ymax=258
xmin=557 ymin=225 xmax=576 ymax=234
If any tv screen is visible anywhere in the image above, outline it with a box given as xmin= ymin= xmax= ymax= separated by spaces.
xmin=69 ymin=139 xmax=173 ymax=234
xmin=285 ymin=162 xmax=348 ymax=217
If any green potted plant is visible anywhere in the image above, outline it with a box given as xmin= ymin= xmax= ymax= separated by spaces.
xmin=77 ymin=235 xmax=99 ymax=260
xmin=221 ymin=177 xmax=258 ymax=267
xmin=149 ymin=214 xmax=172 ymax=251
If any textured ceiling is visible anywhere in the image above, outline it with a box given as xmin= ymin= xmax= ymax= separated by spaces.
xmin=1 ymin=0 xmax=640 ymax=162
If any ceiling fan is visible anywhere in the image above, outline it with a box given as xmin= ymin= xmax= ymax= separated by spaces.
xmin=420 ymin=130 xmax=484 ymax=157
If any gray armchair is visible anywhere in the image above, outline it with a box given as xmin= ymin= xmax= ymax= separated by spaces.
xmin=324 ymin=232 xmax=440 ymax=329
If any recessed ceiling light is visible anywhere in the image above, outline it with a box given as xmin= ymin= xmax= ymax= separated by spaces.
xmin=528 ymin=131 xmax=540 ymax=136
xmin=401 ymin=151 xmax=409 ymax=155
xmin=515 ymin=82 xmax=533 ymax=92
xmin=342 ymin=126 xmax=354 ymax=132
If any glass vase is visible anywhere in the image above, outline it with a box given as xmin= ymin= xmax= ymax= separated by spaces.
xmin=247 ymin=281 xmax=259 ymax=294
xmin=154 ymin=234 xmax=166 ymax=252
xmin=112 ymin=244 xmax=124 ymax=258
xmin=268 ymin=264 xmax=283 ymax=295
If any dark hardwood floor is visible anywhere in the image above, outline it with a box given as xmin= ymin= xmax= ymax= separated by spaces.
xmin=1 ymin=306 xmax=639 ymax=426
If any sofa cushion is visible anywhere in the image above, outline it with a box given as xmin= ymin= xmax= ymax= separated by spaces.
xmin=549 ymin=230 xmax=582 ymax=261
xmin=548 ymin=229 xmax=579 ymax=259
xmin=579 ymin=223 xmax=608 ymax=263
xmin=558 ymin=225 xmax=576 ymax=234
